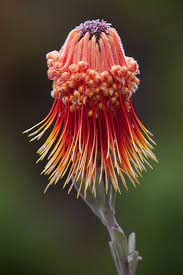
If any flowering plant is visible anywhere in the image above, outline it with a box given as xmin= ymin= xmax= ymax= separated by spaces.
xmin=24 ymin=20 xmax=157 ymax=275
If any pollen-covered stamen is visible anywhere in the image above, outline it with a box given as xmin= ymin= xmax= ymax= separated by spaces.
xmin=47 ymin=51 xmax=140 ymax=115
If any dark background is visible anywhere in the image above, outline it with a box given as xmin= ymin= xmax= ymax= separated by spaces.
xmin=1 ymin=0 xmax=183 ymax=274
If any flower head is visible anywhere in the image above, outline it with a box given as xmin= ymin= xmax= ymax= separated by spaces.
xmin=24 ymin=20 xmax=157 ymax=197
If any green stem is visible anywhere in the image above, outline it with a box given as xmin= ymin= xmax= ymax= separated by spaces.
xmin=101 ymin=190 xmax=131 ymax=275
xmin=74 ymin=178 xmax=142 ymax=275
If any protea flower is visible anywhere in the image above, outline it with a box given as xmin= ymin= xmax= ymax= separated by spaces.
xmin=24 ymin=19 xmax=157 ymax=197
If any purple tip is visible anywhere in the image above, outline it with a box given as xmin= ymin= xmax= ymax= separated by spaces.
xmin=76 ymin=19 xmax=111 ymax=39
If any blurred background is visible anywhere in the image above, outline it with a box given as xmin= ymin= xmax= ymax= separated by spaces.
xmin=1 ymin=0 xmax=183 ymax=274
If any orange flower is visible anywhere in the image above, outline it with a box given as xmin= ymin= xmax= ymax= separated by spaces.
xmin=24 ymin=20 xmax=157 ymax=197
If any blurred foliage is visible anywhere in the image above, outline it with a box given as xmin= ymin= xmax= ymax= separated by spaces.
xmin=0 ymin=0 xmax=183 ymax=274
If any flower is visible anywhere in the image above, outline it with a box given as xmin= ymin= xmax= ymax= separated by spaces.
xmin=24 ymin=19 xmax=157 ymax=197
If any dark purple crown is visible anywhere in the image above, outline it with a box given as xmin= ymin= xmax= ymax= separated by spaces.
xmin=76 ymin=19 xmax=111 ymax=39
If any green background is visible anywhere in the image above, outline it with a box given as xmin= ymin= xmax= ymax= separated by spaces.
xmin=1 ymin=0 xmax=182 ymax=274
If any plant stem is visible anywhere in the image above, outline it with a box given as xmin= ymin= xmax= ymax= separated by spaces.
xmin=101 ymin=190 xmax=131 ymax=275
xmin=74 ymin=178 xmax=141 ymax=275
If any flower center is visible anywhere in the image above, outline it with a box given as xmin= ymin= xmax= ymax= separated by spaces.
xmin=46 ymin=21 xmax=140 ymax=116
